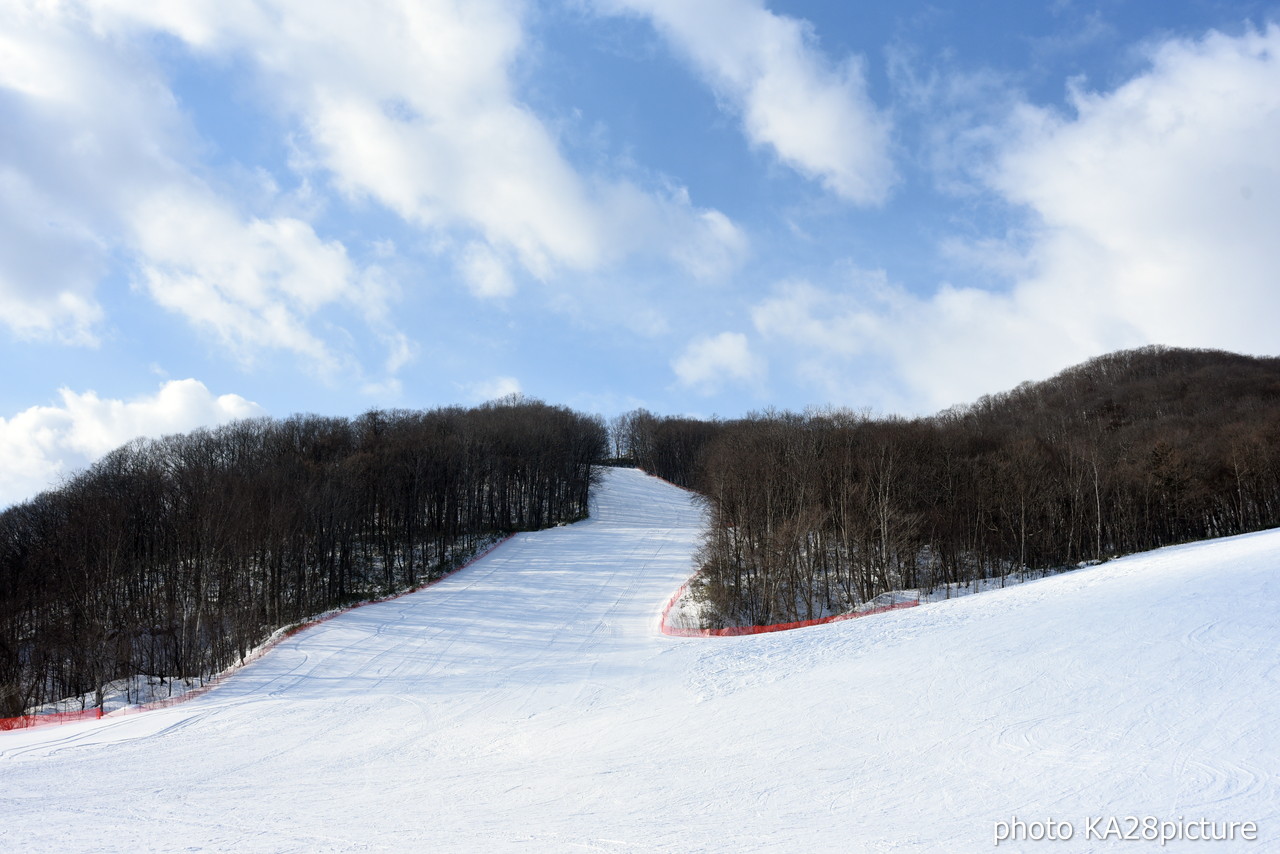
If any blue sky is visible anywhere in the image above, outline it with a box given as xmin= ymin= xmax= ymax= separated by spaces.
xmin=2 ymin=0 xmax=1279 ymax=506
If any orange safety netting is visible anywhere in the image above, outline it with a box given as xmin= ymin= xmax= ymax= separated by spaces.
xmin=660 ymin=580 xmax=920 ymax=637
xmin=0 ymin=707 xmax=104 ymax=731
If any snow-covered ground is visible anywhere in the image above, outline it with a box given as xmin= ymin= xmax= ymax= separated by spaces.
xmin=2 ymin=468 xmax=1276 ymax=852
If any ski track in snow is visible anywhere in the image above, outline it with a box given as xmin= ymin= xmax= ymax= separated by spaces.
xmin=2 ymin=468 xmax=1277 ymax=852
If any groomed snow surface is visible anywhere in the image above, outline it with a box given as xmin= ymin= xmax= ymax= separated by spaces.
xmin=2 ymin=468 xmax=1277 ymax=852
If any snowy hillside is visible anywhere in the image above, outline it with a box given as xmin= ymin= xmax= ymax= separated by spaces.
xmin=2 ymin=468 xmax=1276 ymax=852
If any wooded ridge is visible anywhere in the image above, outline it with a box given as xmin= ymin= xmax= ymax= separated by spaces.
xmin=0 ymin=398 xmax=606 ymax=716
xmin=4 ymin=346 xmax=1278 ymax=714
xmin=615 ymin=346 xmax=1280 ymax=628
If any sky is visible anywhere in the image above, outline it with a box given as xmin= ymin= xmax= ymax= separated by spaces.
xmin=2 ymin=0 xmax=1279 ymax=508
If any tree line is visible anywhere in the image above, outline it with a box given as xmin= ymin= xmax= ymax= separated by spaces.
xmin=616 ymin=347 xmax=1280 ymax=628
xmin=0 ymin=398 xmax=606 ymax=716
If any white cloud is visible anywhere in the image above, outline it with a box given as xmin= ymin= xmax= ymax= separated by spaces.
xmin=987 ymin=26 xmax=1280 ymax=354
xmin=750 ymin=275 xmax=917 ymax=410
xmin=95 ymin=0 xmax=743 ymax=284
xmin=131 ymin=188 xmax=359 ymax=374
xmin=752 ymin=275 xmax=886 ymax=358
xmin=0 ymin=4 xmax=406 ymax=383
xmin=755 ymin=26 xmax=1280 ymax=413
xmin=0 ymin=168 xmax=105 ymax=343
xmin=0 ymin=11 xmax=148 ymax=343
xmin=598 ymin=0 xmax=895 ymax=204
xmin=278 ymin=2 xmax=749 ymax=286
xmin=669 ymin=207 xmax=750 ymax=281
xmin=0 ymin=379 xmax=265 ymax=509
xmin=2 ymin=0 xmax=747 ymax=357
xmin=467 ymin=376 xmax=523 ymax=403
xmin=304 ymin=86 xmax=609 ymax=278
xmin=671 ymin=331 xmax=765 ymax=395
xmin=458 ymin=242 xmax=516 ymax=299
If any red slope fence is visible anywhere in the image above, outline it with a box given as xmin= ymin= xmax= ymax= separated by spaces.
xmin=659 ymin=579 xmax=920 ymax=638
xmin=0 ymin=707 xmax=104 ymax=732
xmin=633 ymin=467 xmax=923 ymax=637
xmin=0 ymin=534 xmax=516 ymax=732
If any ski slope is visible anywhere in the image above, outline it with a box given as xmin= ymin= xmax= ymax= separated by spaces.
xmin=2 ymin=468 xmax=1277 ymax=852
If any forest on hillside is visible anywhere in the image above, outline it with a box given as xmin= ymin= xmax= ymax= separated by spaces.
xmin=5 ymin=346 xmax=1278 ymax=714
xmin=0 ymin=399 xmax=606 ymax=716
xmin=615 ymin=347 xmax=1280 ymax=628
